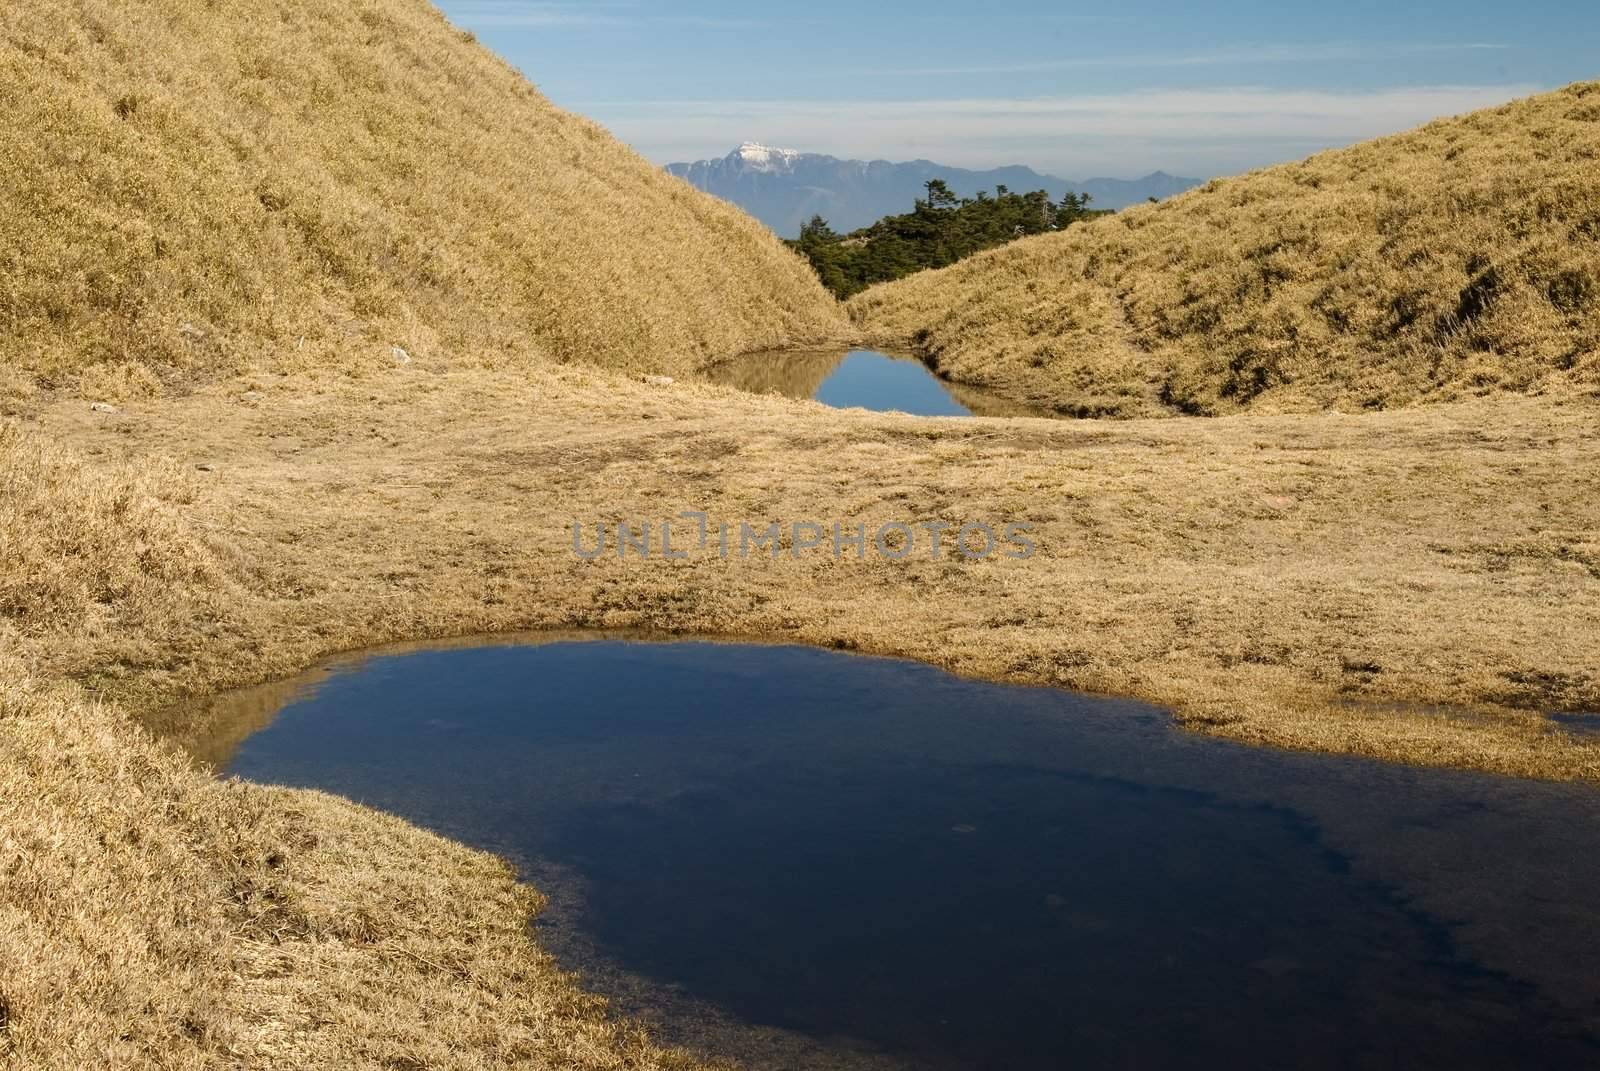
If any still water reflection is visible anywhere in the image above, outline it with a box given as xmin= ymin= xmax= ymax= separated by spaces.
xmin=703 ymin=348 xmax=1045 ymax=417
xmin=212 ymin=639 xmax=1600 ymax=1070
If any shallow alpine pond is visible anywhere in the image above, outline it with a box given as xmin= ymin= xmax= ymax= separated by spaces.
xmin=207 ymin=638 xmax=1600 ymax=1070
xmin=702 ymin=347 xmax=1047 ymax=417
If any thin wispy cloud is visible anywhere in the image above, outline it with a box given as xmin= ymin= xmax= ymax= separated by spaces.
xmin=874 ymin=42 xmax=1512 ymax=78
xmin=582 ymin=84 xmax=1543 ymax=178
xmin=441 ymin=1 xmax=1586 ymax=178
xmin=442 ymin=2 xmax=1133 ymax=32
xmin=441 ymin=2 xmax=756 ymax=30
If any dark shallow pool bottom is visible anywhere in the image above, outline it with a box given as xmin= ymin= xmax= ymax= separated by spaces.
xmin=220 ymin=640 xmax=1600 ymax=1070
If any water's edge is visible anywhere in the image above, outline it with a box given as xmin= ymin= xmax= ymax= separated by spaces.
xmin=199 ymin=635 xmax=1600 ymax=1070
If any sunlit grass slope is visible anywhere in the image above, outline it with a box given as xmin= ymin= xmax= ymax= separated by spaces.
xmin=0 ymin=0 xmax=845 ymax=406
xmin=850 ymin=84 xmax=1600 ymax=417
xmin=0 ymin=418 xmax=721 ymax=1068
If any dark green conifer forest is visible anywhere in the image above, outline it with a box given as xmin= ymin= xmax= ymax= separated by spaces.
xmin=788 ymin=179 xmax=1107 ymax=298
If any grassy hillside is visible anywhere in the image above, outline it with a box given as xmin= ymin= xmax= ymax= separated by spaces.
xmin=9 ymin=364 xmax=1600 ymax=1064
xmin=849 ymin=83 xmax=1600 ymax=417
xmin=0 ymin=0 xmax=846 ymax=408
xmin=0 ymin=1 xmax=840 ymax=1063
xmin=1 ymin=407 xmax=729 ymax=1069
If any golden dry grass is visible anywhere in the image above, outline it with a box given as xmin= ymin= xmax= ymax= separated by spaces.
xmin=0 ymin=0 xmax=844 ymax=1062
xmin=849 ymin=83 xmax=1600 ymax=417
xmin=0 ymin=0 xmax=847 ymax=407
xmin=24 ymin=370 xmax=1589 ymax=780
xmin=6 ymin=366 xmax=1600 ymax=1063
xmin=0 ymin=422 xmax=726 ymax=1069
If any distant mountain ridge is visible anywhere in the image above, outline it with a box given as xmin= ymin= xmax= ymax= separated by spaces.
xmin=666 ymin=143 xmax=1203 ymax=236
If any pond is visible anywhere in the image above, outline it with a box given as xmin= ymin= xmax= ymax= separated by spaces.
xmin=204 ymin=638 xmax=1600 ymax=1070
xmin=702 ymin=348 xmax=1046 ymax=417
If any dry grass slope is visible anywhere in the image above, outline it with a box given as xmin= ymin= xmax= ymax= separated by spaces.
xmin=0 ymin=423 xmax=719 ymax=1069
xmin=7 ymin=366 xmax=1600 ymax=1065
xmin=0 ymin=0 xmax=847 ymax=408
xmin=6 ymin=367 xmax=1597 ymax=1063
xmin=0 ymin=0 xmax=845 ymax=1063
xmin=850 ymin=83 xmax=1600 ymax=417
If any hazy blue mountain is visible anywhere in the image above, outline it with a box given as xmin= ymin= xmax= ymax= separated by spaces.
xmin=666 ymin=143 xmax=1204 ymax=236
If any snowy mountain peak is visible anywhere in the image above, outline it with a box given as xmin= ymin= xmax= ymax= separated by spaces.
xmin=733 ymin=141 xmax=801 ymax=172
xmin=664 ymin=147 xmax=1203 ymax=235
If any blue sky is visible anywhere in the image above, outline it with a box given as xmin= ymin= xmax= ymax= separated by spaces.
xmin=437 ymin=1 xmax=1598 ymax=178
